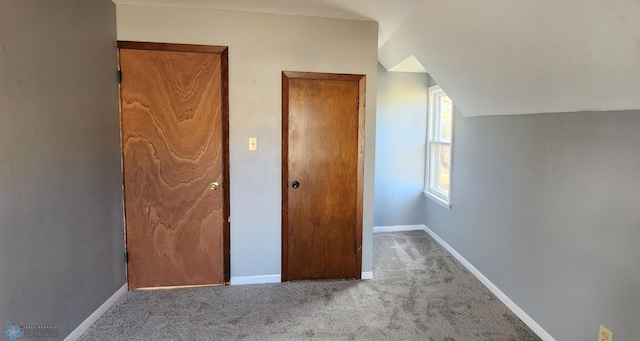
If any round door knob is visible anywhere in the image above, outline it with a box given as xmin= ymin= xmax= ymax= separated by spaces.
xmin=210 ymin=182 xmax=219 ymax=190
xmin=291 ymin=181 xmax=300 ymax=189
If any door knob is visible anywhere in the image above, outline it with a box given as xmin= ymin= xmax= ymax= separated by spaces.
xmin=291 ymin=181 xmax=300 ymax=189
xmin=210 ymin=182 xmax=219 ymax=190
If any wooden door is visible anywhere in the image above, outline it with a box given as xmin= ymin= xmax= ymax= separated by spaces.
xmin=282 ymin=72 xmax=365 ymax=281
xmin=118 ymin=42 xmax=230 ymax=289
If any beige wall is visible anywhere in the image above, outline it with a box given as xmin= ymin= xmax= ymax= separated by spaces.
xmin=116 ymin=5 xmax=378 ymax=280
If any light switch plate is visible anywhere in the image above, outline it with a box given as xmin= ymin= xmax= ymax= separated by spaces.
xmin=249 ymin=137 xmax=258 ymax=151
xmin=599 ymin=325 xmax=612 ymax=341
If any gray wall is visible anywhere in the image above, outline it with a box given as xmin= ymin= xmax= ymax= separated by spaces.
xmin=0 ymin=1 xmax=125 ymax=339
xmin=424 ymin=109 xmax=640 ymax=340
xmin=374 ymin=65 xmax=428 ymax=226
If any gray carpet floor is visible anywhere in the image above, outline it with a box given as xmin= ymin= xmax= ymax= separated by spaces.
xmin=78 ymin=231 xmax=541 ymax=340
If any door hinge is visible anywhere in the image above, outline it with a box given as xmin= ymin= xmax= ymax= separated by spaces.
xmin=124 ymin=251 xmax=129 ymax=263
xmin=117 ymin=70 xmax=122 ymax=84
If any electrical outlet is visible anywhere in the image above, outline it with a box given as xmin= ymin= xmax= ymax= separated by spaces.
xmin=599 ymin=325 xmax=612 ymax=341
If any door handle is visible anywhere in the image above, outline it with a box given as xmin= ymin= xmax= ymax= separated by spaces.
xmin=291 ymin=181 xmax=300 ymax=189
xmin=210 ymin=182 xmax=219 ymax=190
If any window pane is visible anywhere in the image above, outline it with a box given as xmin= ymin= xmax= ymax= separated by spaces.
xmin=429 ymin=143 xmax=451 ymax=197
xmin=437 ymin=145 xmax=451 ymax=194
xmin=438 ymin=95 xmax=453 ymax=143
xmin=426 ymin=85 xmax=453 ymax=204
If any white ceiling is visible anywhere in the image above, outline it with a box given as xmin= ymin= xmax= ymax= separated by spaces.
xmin=388 ymin=55 xmax=426 ymax=73
xmin=379 ymin=0 xmax=640 ymax=116
xmin=111 ymin=0 xmax=423 ymax=47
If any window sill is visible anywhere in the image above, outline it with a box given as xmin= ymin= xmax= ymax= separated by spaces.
xmin=423 ymin=191 xmax=451 ymax=210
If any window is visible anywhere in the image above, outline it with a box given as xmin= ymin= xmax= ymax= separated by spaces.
xmin=425 ymin=85 xmax=453 ymax=207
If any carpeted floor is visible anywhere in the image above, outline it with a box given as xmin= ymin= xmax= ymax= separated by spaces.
xmin=78 ymin=231 xmax=541 ymax=340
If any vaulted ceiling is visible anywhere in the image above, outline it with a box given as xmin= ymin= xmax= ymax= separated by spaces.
xmin=112 ymin=0 xmax=640 ymax=116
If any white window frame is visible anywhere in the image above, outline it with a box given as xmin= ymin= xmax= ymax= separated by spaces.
xmin=424 ymin=85 xmax=454 ymax=208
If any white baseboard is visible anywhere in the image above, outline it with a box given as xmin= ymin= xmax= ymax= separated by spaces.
xmin=232 ymin=273 xmax=374 ymax=283
xmin=64 ymin=283 xmax=127 ymax=341
xmin=230 ymin=274 xmax=281 ymax=285
xmin=422 ymin=225 xmax=555 ymax=341
xmin=373 ymin=225 xmax=427 ymax=234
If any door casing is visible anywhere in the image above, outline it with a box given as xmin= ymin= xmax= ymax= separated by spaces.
xmin=118 ymin=41 xmax=230 ymax=287
xmin=281 ymin=71 xmax=365 ymax=281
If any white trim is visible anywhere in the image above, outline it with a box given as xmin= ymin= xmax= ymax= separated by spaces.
xmin=422 ymin=225 xmax=555 ymax=341
xmin=373 ymin=225 xmax=426 ymax=234
xmin=361 ymin=271 xmax=373 ymax=280
xmin=135 ymin=284 xmax=221 ymax=290
xmin=64 ymin=284 xmax=127 ymax=341
xmin=230 ymin=272 xmax=375 ymax=284
xmin=423 ymin=191 xmax=452 ymax=209
xmin=230 ymin=274 xmax=281 ymax=285
xmin=425 ymin=85 xmax=454 ymax=206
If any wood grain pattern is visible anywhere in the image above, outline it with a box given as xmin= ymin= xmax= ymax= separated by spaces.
xmin=120 ymin=46 xmax=226 ymax=288
xmin=282 ymin=72 xmax=366 ymax=281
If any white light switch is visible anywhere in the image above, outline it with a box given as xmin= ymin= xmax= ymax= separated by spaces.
xmin=248 ymin=137 xmax=258 ymax=151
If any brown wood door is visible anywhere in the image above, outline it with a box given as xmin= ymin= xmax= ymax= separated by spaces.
xmin=282 ymin=72 xmax=365 ymax=281
xmin=118 ymin=42 xmax=230 ymax=289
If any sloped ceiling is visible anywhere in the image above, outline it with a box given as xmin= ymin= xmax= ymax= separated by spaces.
xmin=112 ymin=0 xmax=640 ymax=116
xmin=380 ymin=0 xmax=640 ymax=116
